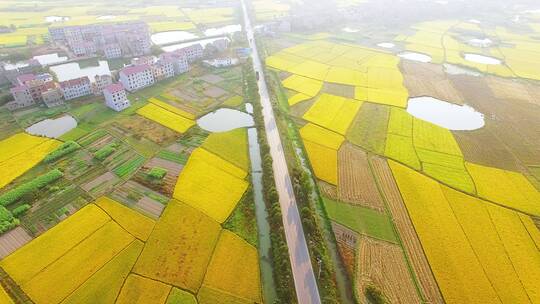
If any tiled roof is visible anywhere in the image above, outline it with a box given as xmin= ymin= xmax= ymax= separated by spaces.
xmin=120 ymin=64 xmax=150 ymax=76
xmin=104 ymin=83 xmax=124 ymax=94
xmin=59 ymin=76 xmax=90 ymax=88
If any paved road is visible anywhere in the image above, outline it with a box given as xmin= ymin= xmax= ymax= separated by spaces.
xmin=240 ymin=2 xmax=322 ymax=304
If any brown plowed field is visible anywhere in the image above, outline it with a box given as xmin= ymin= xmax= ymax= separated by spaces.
xmin=331 ymin=222 xmax=357 ymax=276
xmin=0 ymin=228 xmax=32 ymax=259
xmin=337 ymin=143 xmax=384 ymax=211
xmin=400 ymin=61 xmax=464 ymax=104
xmin=318 ymin=181 xmax=338 ymax=201
xmin=369 ymin=156 xmax=444 ymax=304
xmin=357 ymin=235 xmax=421 ymax=304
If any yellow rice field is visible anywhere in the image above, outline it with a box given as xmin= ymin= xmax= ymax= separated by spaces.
xmin=116 ymin=274 xmax=172 ymax=304
xmin=173 ymin=148 xmax=248 ymax=223
xmin=282 ymin=74 xmax=323 ymax=97
xmin=134 ymin=201 xmax=221 ymax=292
xmin=95 ymin=197 xmax=155 ymax=241
xmin=0 ymin=134 xmax=61 ymax=189
xmin=23 ymin=222 xmax=134 ymax=304
xmin=288 ymin=93 xmax=312 ymax=106
xmin=0 ymin=286 xmax=13 ymax=304
xmin=202 ymin=230 xmax=262 ymax=303
xmin=148 ymin=97 xmax=196 ymax=120
xmin=0 ymin=205 xmax=110 ymax=284
xmin=303 ymin=93 xmax=362 ymax=135
xmin=300 ymin=124 xmax=344 ymax=184
xmin=299 ymin=123 xmax=345 ymax=150
xmin=62 ymin=240 xmax=144 ymax=304
xmin=137 ymin=103 xmax=195 ymax=133
xmin=466 ymin=163 xmax=540 ymax=216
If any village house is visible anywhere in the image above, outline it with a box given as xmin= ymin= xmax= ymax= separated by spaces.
xmin=119 ymin=64 xmax=154 ymax=92
xmin=60 ymin=76 xmax=92 ymax=100
xmin=93 ymin=74 xmax=113 ymax=95
xmin=159 ymin=52 xmax=190 ymax=75
xmin=103 ymin=83 xmax=130 ymax=112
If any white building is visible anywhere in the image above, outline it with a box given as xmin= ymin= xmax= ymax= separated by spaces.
xmin=203 ymin=58 xmax=239 ymax=68
xmin=103 ymin=83 xmax=130 ymax=112
xmin=119 ymin=64 xmax=154 ymax=92
xmin=8 ymin=85 xmax=34 ymax=110
xmin=152 ymin=59 xmax=175 ymax=81
xmin=160 ymin=52 xmax=189 ymax=75
xmin=178 ymin=44 xmax=204 ymax=62
xmin=60 ymin=76 xmax=92 ymax=100
xmin=103 ymin=44 xmax=122 ymax=59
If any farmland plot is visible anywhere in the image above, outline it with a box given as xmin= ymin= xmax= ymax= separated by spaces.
xmin=116 ymin=274 xmax=172 ymax=304
xmin=300 ymin=124 xmax=344 ymax=185
xmin=337 ymin=143 xmax=384 ymax=211
xmin=137 ymin=103 xmax=195 ymax=134
xmin=134 ymin=201 xmax=221 ymax=292
xmin=357 ymin=236 xmax=421 ymax=304
xmin=331 ymin=222 xmax=357 ymax=276
xmin=303 ymin=93 xmax=362 ymax=135
xmin=347 ymin=103 xmax=389 ymax=155
xmin=202 ymin=128 xmax=250 ymax=171
xmin=369 ymin=156 xmax=443 ymax=303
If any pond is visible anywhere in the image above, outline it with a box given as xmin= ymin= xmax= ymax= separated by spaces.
xmin=25 ymin=115 xmax=77 ymax=138
xmin=151 ymin=31 xmax=199 ymax=45
xmin=398 ymin=52 xmax=432 ymax=63
xmin=33 ymin=53 xmax=68 ymax=66
xmin=407 ymin=97 xmax=485 ymax=130
xmin=46 ymin=16 xmax=70 ymax=22
xmin=463 ymin=53 xmax=502 ymax=65
xmin=162 ymin=37 xmax=230 ymax=52
xmin=377 ymin=42 xmax=395 ymax=49
xmin=204 ymin=24 xmax=242 ymax=36
xmin=443 ymin=63 xmax=481 ymax=77
xmin=197 ymin=108 xmax=254 ymax=132
xmin=342 ymin=27 xmax=360 ymax=33
xmin=245 ymin=103 xmax=253 ymax=114
xmin=50 ymin=60 xmax=111 ymax=82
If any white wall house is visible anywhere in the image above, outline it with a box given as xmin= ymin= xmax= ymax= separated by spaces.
xmin=119 ymin=64 xmax=154 ymax=92
xmin=60 ymin=76 xmax=92 ymax=100
xmin=103 ymin=83 xmax=130 ymax=112
xmin=160 ymin=52 xmax=189 ymax=75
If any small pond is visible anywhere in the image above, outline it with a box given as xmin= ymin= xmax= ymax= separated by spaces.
xmin=463 ymin=53 xmax=501 ymax=65
xmin=50 ymin=60 xmax=111 ymax=82
xmin=25 ymin=115 xmax=77 ymax=138
xmin=377 ymin=42 xmax=395 ymax=49
xmin=468 ymin=38 xmax=492 ymax=47
xmin=33 ymin=53 xmax=68 ymax=66
xmin=245 ymin=103 xmax=253 ymax=114
xmin=443 ymin=63 xmax=481 ymax=77
xmin=342 ymin=27 xmax=360 ymax=33
xmin=197 ymin=108 xmax=254 ymax=132
xmin=46 ymin=16 xmax=70 ymax=22
xmin=204 ymin=24 xmax=242 ymax=36
xmin=407 ymin=97 xmax=484 ymax=131
xmin=162 ymin=37 xmax=230 ymax=52
xmin=151 ymin=31 xmax=199 ymax=45
xmin=398 ymin=52 xmax=432 ymax=63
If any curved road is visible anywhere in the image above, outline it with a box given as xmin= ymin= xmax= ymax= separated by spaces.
xmin=240 ymin=1 xmax=322 ymax=304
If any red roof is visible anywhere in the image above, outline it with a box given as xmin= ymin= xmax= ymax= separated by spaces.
xmin=59 ymin=76 xmax=90 ymax=89
xmin=120 ymin=64 xmax=150 ymax=76
xmin=17 ymin=74 xmax=36 ymax=84
xmin=10 ymin=85 xmax=28 ymax=94
xmin=104 ymin=83 xmax=124 ymax=94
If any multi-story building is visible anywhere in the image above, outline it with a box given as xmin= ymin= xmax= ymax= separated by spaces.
xmin=49 ymin=21 xmax=151 ymax=58
xmin=131 ymin=56 xmax=155 ymax=66
xmin=8 ymin=73 xmax=58 ymax=110
xmin=212 ymin=38 xmax=230 ymax=52
xmin=151 ymin=59 xmax=175 ymax=82
xmin=119 ymin=64 xmax=154 ymax=92
xmin=103 ymin=83 xmax=130 ymax=112
xmin=60 ymin=76 xmax=92 ymax=100
xmin=103 ymin=44 xmax=122 ymax=59
xmin=160 ymin=52 xmax=190 ymax=75
xmin=93 ymin=74 xmax=113 ymax=95
xmin=7 ymin=85 xmax=34 ymax=110
xmin=41 ymin=86 xmax=64 ymax=108
xmin=177 ymin=44 xmax=204 ymax=62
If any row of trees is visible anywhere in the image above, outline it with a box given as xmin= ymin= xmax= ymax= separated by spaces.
xmin=243 ymin=60 xmax=297 ymax=304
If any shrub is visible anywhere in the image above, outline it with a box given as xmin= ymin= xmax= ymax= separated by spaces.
xmin=148 ymin=167 xmax=168 ymax=180
xmin=365 ymin=285 xmax=386 ymax=304
xmin=0 ymin=169 xmax=64 ymax=206
xmin=12 ymin=204 xmax=31 ymax=217
xmin=43 ymin=141 xmax=81 ymax=163
xmin=94 ymin=143 xmax=118 ymax=160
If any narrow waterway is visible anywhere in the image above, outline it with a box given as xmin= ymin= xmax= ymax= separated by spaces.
xmin=247 ymin=127 xmax=278 ymax=304
xmin=289 ymin=122 xmax=356 ymax=304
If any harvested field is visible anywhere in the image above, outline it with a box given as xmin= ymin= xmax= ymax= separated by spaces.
xmin=337 ymin=143 xmax=384 ymax=211
xmin=401 ymin=61 xmax=464 ymax=104
xmin=318 ymin=181 xmax=338 ymax=201
xmin=134 ymin=201 xmax=221 ymax=292
xmin=117 ymin=116 xmax=179 ymax=145
xmin=323 ymin=82 xmax=355 ymax=99
xmin=347 ymin=103 xmax=389 ymax=155
xmin=135 ymin=197 xmax=165 ymax=219
xmin=290 ymin=98 xmax=315 ymax=118
xmin=0 ymin=227 xmax=32 ymax=259
xmin=453 ymin=125 xmax=521 ymax=171
xmin=369 ymin=156 xmax=444 ymax=304
xmin=357 ymin=236 xmax=422 ymax=304
xmin=81 ymin=171 xmax=121 ymax=198
xmin=487 ymin=76 xmax=540 ymax=107
xmin=331 ymin=222 xmax=357 ymax=276
xmin=135 ymin=157 xmax=184 ymax=196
